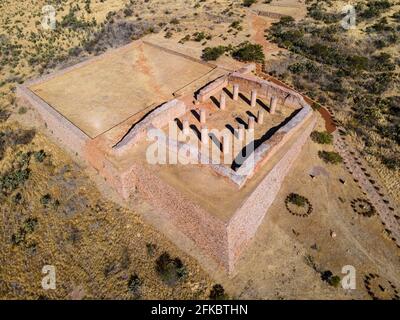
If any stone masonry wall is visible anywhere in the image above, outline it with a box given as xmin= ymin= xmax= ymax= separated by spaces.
xmin=113 ymin=99 xmax=186 ymax=154
xmin=16 ymin=85 xmax=89 ymax=156
xmin=228 ymin=73 xmax=307 ymax=109
xmin=197 ymin=76 xmax=229 ymax=102
xmin=227 ymin=116 xmax=317 ymax=272
xmin=129 ymin=162 xmax=230 ymax=270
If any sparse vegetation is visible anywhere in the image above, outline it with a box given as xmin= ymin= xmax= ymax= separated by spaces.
xmin=242 ymin=0 xmax=257 ymax=7
xmin=209 ymin=284 xmax=228 ymax=300
xmin=127 ymin=273 xmax=142 ymax=299
xmin=318 ymin=151 xmax=343 ymax=164
xmin=267 ymin=0 xmax=400 ymax=179
xmin=311 ymin=131 xmax=333 ymax=144
xmin=155 ymin=252 xmax=187 ymax=286
xmin=287 ymin=193 xmax=307 ymax=207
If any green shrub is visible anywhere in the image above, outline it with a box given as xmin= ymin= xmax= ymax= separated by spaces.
xmin=155 ymin=252 xmax=187 ymax=286
xmin=201 ymin=46 xmax=227 ymax=61
xmin=33 ymin=150 xmax=47 ymax=163
xmin=243 ymin=0 xmax=257 ymax=7
xmin=321 ymin=270 xmax=341 ymax=287
xmin=209 ymin=284 xmax=228 ymax=300
xmin=318 ymin=151 xmax=343 ymax=164
xmin=0 ymin=168 xmax=30 ymax=195
xmin=232 ymin=43 xmax=265 ymax=63
xmin=193 ymin=31 xmax=210 ymax=42
xmin=127 ymin=274 xmax=142 ymax=298
xmin=287 ymin=193 xmax=307 ymax=207
xmin=40 ymin=193 xmax=52 ymax=206
xmin=311 ymin=131 xmax=333 ymax=144
xmin=23 ymin=217 xmax=38 ymax=233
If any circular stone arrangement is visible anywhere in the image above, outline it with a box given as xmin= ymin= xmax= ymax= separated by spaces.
xmin=285 ymin=193 xmax=313 ymax=218
xmin=351 ymin=198 xmax=376 ymax=217
xmin=363 ymin=273 xmax=399 ymax=300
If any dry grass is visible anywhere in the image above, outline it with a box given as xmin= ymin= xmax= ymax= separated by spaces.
xmin=0 ymin=122 xmax=213 ymax=299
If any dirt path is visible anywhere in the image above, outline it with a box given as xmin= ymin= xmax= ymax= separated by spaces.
xmin=249 ymin=13 xmax=280 ymax=57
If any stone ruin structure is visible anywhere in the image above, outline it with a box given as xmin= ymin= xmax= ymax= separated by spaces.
xmin=16 ymin=40 xmax=316 ymax=273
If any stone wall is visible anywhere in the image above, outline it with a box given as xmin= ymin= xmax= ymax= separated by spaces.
xmin=197 ymin=76 xmax=229 ymax=102
xmin=16 ymin=85 xmax=90 ymax=156
xmin=228 ymin=73 xmax=308 ymax=109
xmin=113 ymin=99 xmax=186 ymax=154
xmin=129 ymin=162 xmax=230 ymax=269
xmin=142 ymin=116 xmax=316 ymax=273
xmin=162 ymin=105 xmax=312 ymax=189
xmin=227 ymin=116 xmax=317 ymax=272
xmin=255 ymin=10 xmax=289 ymax=20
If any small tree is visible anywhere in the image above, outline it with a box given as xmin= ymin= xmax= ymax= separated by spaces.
xmin=202 ymin=46 xmax=227 ymax=61
xmin=232 ymin=43 xmax=265 ymax=63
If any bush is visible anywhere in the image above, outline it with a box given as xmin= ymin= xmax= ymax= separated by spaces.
xmin=287 ymin=193 xmax=307 ymax=207
xmin=311 ymin=131 xmax=333 ymax=144
xmin=146 ymin=243 xmax=157 ymax=257
xmin=321 ymin=270 xmax=341 ymax=287
xmin=127 ymin=274 xmax=142 ymax=298
xmin=155 ymin=252 xmax=187 ymax=286
xmin=232 ymin=43 xmax=265 ymax=63
xmin=318 ymin=151 xmax=343 ymax=164
xmin=33 ymin=150 xmax=47 ymax=163
xmin=0 ymin=109 xmax=10 ymax=122
xmin=23 ymin=217 xmax=38 ymax=233
xmin=0 ymin=168 xmax=30 ymax=195
xmin=40 ymin=193 xmax=52 ymax=206
xmin=201 ymin=46 xmax=227 ymax=61
xmin=242 ymin=0 xmax=257 ymax=7
xmin=209 ymin=284 xmax=228 ymax=300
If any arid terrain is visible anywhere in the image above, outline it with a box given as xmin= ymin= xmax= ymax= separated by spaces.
xmin=1 ymin=0 xmax=399 ymax=300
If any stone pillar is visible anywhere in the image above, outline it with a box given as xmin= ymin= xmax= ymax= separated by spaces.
xmin=183 ymin=119 xmax=190 ymax=135
xmin=201 ymin=126 xmax=208 ymax=144
xmin=257 ymin=110 xmax=264 ymax=124
xmin=200 ymin=109 xmax=206 ymax=124
xmin=237 ymin=124 xmax=245 ymax=141
xmin=250 ymin=89 xmax=257 ymax=108
xmin=248 ymin=116 xmax=255 ymax=130
xmin=220 ymin=92 xmax=226 ymax=110
xmin=221 ymin=135 xmax=230 ymax=154
xmin=233 ymin=84 xmax=239 ymax=101
xmin=270 ymin=96 xmax=278 ymax=114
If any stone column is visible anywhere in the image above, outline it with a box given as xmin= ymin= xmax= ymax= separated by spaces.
xmin=200 ymin=109 xmax=206 ymax=124
xmin=270 ymin=96 xmax=278 ymax=114
xmin=257 ymin=110 xmax=264 ymax=124
xmin=182 ymin=119 xmax=190 ymax=135
xmin=221 ymin=135 xmax=230 ymax=154
xmin=233 ymin=84 xmax=239 ymax=101
xmin=248 ymin=116 xmax=255 ymax=130
xmin=250 ymin=89 xmax=257 ymax=108
xmin=201 ymin=126 xmax=208 ymax=144
xmin=220 ymin=92 xmax=226 ymax=110
xmin=237 ymin=124 xmax=245 ymax=141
